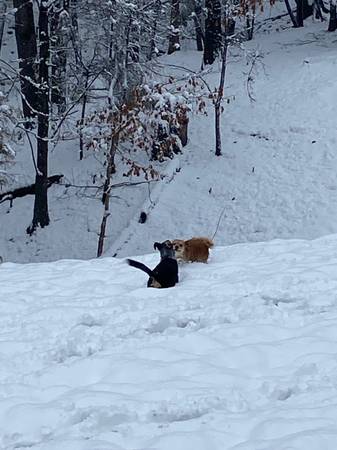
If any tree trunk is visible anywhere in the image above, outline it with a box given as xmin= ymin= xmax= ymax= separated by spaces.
xmin=97 ymin=134 xmax=119 ymax=257
xmin=13 ymin=0 xmax=38 ymax=120
xmin=177 ymin=109 xmax=189 ymax=146
xmin=246 ymin=3 xmax=256 ymax=40
xmin=193 ymin=0 xmax=204 ymax=51
xmin=68 ymin=0 xmax=81 ymax=64
xmin=285 ymin=0 xmax=299 ymax=26
xmin=214 ymin=41 xmax=228 ymax=156
xmin=296 ymin=0 xmax=313 ymax=26
xmin=168 ymin=0 xmax=180 ymax=54
xmin=328 ymin=1 xmax=337 ymax=31
xmin=27 ymin=3 xmax=50 ymax=234
xmin=0 ymin=0 xmax=7 ymax=55
xmin=50 ymin=1 xmax=68 ymax=112
xmin=203 ymin=0 xmax=221 ymax=65
xmin=79 ymin=72 xmax=89 ymax=160
xmin=319 ymin=0 xmax=330 ymax=14
xmin=148 ymin=0 xmax=161 ymax=59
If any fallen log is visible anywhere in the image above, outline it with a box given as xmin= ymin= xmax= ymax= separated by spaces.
xmin=0 ymin=174 xmax=63 ymax=205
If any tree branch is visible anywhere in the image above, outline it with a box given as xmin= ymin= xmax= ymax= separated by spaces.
xmin=0 ymin=174 xmax=63 ymax=204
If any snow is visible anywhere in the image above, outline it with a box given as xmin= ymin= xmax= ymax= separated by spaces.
xmin=1 ymin=10 xmax=337 ymax=263
xmin=2 ymin=10 xmax=337 ymax=447
xmin=2 ymin=235 xmax=337 ymax=448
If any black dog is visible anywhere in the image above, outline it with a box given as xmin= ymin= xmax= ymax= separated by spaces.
xmin=127 ymin=240 xmax=178 ymax=288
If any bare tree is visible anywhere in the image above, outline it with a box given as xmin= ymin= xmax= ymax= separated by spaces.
xmin=168 ymin=0 xmax=181 ymax=54
xmin=0 ymin=91 xmax=16 ymax=187
xmin=214 ymin=50 xmax=227 ymax=156
xmin=27 ymin=2 xmax=51 ymax=233
xmin=0 ymin=0 xmax=8 ymax=55
xmin=97 ymin=133 xmax=119 ymax=257
xmin=192 ymin=0 xmax=204 ymax=51
xmin=13 ymin=0 xmax=38 ymax=120
xmin=296 ymin=0 xmax=313 ymax=26
xmin=328 ymin=0 xmax=337 ymax=31
xmin=203 ymin=0 xmax=221 ymax=65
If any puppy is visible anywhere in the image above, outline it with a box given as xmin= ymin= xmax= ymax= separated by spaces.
xmin=127 ymin=240 xmax=178 ymax=288
xmin=171 ymin=237 xmax=213 ymax=263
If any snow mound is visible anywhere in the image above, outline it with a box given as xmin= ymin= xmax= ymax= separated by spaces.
xmin=2 ymin=235 xmax=337 ymax=448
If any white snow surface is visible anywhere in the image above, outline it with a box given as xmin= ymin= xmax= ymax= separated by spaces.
xmin=3 ymin=235 xmax=337 ymax=448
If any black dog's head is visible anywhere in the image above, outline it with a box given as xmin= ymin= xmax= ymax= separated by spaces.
xmin=153 ymin=240 xmax=175 ymax=260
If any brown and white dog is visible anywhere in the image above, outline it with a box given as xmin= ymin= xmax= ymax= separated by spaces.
xmin=171 ymin=237 xmax=214 ymax=263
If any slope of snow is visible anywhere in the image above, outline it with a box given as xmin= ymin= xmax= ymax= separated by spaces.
xmin=2 ymin=235 xmax=337 ymax=449
xmin=2 ymin=11 xmax=337 ymax=263
xmin=110 ymin=23 xmax=337 ymax=257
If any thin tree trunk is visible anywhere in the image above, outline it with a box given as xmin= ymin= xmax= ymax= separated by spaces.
xmin=13 ymin=0 xmax=38 ymax=119
xmin=296 ymin=0 xmax=304 ymax=26
xmin=328 ymin=1 xmax=337 ymax=31
xmin=79 ymin=72 xmax=89 ymax=160
xmin=246 ymin=3 xmax=256 ymax=40
xmin=0 ymin=1 xmax=7 ymax=55
xmin=203 ymin=0 xmax=221 ymax=65
xmin=285 ymin=0 xmax=299 ymax=26
xmin=168 ymin=0 xmax=180 ymax=54
xmin=50 ymin=1 xmax=68 ymax=112
xmin=97 ymin=134 xmax=119 ymax=257
xmin=193 ymin=0 xmax=204 ymax=51
xmin=27 ymin=3 xmax=50 ymax=234
xmin=296 ymin=0 xmax=313 ymax=26
xmin=214 ymin=41 xmax=228 ymax=157
xmin=122 ymin=18 xmax=132 ymax=101
xmin=69 ymin=0 xmax=81 ymax=64
xmin=313 ymin=0 xmax=324 ymax=20
xmin=148 ymin=0 xmax=161 ymax=59
xmin=177 ymin=108 xmax=189 ymax=146
xmin=319 ymin=0 xmax=330 ymax=13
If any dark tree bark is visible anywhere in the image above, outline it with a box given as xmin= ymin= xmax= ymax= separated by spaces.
xmin=214 ymin=40 xmax=228 ymax=156
xmin=13 ymin=0 xmax=38 ymax=119
xmin=0 ymin=175 xmax=63 ymax=204
xmin=296 ymin=0 xmax=313 ymax=26
xmin=193 ymin=0 xmax=204 ymax=51
xmin=148 ymin=1 xmax=159 ymax=59
xmin=177 ymin=108 xmax=189 ymax=147
xmin=79 ymin=71 xmax=89 ymax=160
xmin=203 ymin=0 xmax=221 ymax=65
xmin=285 ymin=0 xmax=299 ymax=26
xmin=328 ymin=1 xmax=337 ymax=31
xmin=319 ymin=0 xmax=330 ymax=14
xmin=97 ymin=133 xmax=119 ymax=257
xmin=313 ymin=0 xmax=324 ymax=20
xmin=27 ymin=3 xmax=50 ymax=234
xmin=0 ymin=1 xmax=7 ymax=55
xmin=129 ymin=18 xmax=140 ymax=63
xmin=67 ymin=0 xmax=81 ymax=64
xmin=246 ymin=3 xmax=255 ymax=40
xmin=50 ymin=1 xmax=68 ymax=112
xmin=168 ymin=0 xmax=180 ymax=55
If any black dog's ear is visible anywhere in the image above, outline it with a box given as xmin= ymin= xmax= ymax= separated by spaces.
xmin=154 ymin=242 xmax=160 ymax=250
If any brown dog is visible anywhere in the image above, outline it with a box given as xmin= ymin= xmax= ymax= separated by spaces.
xmin=171 ymin=237 xmax=214 ymax=263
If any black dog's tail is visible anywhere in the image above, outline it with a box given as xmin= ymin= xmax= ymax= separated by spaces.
xmin=127 ymin=259 xmax=154 ymax=277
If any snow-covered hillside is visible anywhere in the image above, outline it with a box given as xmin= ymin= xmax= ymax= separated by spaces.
xmin=112 ymin=23 xmax=337 ymax=258
xmin=2 ymin=235 xmax=337 ymax=449
xmin=1 ymin=11 xmax=337 ymax=263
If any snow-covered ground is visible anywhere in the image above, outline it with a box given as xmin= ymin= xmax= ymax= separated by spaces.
xmin=2 ymin=10 xmax=337 ymax=263
xmin=113 ymin=23 xmax=337 ymax=258
xmin=2 ymin=235 xmax=337 ymax=449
